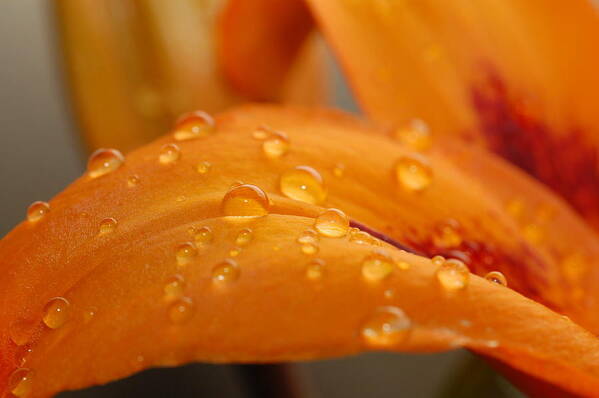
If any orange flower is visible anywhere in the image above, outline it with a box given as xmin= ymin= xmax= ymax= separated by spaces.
xmin=3 ymin=1 xmax=599 ymax=397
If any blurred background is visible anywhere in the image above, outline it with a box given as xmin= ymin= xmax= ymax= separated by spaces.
xmin=0 ymin=1 xmax=522 ymax=397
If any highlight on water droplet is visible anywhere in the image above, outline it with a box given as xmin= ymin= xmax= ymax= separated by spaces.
xmin=431 ymin=255 xmax=445 ymax=267
xmin=436 ymin=258 xmax=470 ymax=291
xmin=280 ymin=165 xmax=327 ymax=204
xmin=159 ymin=143 xmax=181 ymax=164
xmin=194 ymin=226 xmax=213 ymax=246
xmin=306 ymin=259 xmax=325 ymax=280
xmin=176 ymin=242 xmax=198 ymax=266
xmin=164 ymin=274 xmax=185 ymax=301
xmin=361 ymin=306 xmax=412 ymax=348
xmin=229 ymin=247 xmax=242 ymax=257
xmin=236 ymin=228 xmax=253 ymax=246
xmin=432 ymin=219 xmax=462 ymax=248
xmin=99 ymin=217 xmax=117 ymax=235
xmin=485 ymin=271 xmax=508 ymax=287
xmin=222 ymin=184 xmax=270 ymax=217
xmin=395 ymin=154 xmax=433 ymax=192
xmin=87 ymin=148 xmax=124 ymax=178
xmin=42 ymin=297 xmax=70 ymax=329
xmin=315 ymin=208 xmax=349 ymax=238
xmin=394 ymin=119 xmax=432 ymax=151
xmin=333 ymin=163 xmax=345 ymax=178
xmin=127 ymin=175 xmax=140 ymax=187
xmin=362 ymin=249 xmax=394 ymax=282
xmin=26 ymin=201 xmax=50 ymax=222
xmin=196 ymin=161 xmax=212 ymax=174
xmin=173 ymin=110 xmax=215 ymax=141
xmin=168 ymin=297 xmax=194 ymax=324
xmin=212 ymin=259 xmax=240 ymax=283
xmin=8 ymin=368 xmax=33 ymax=398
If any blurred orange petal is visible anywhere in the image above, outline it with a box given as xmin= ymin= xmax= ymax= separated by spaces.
xmin=2 ymin=106 xmax=599 ymax=396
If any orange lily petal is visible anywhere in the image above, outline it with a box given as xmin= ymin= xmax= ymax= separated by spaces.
xmin=54 ymin=0 xmax=329 ymax=153
xmin=305 ymin=0 xmax=599 ymax=229
xmin=2 ymin=105 xmax=599 ymax=396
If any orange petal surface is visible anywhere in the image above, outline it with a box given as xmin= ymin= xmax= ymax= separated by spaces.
xmin=305 ymin=0 xmax=599 ymax=229
xmin=2 ymin=105 xmax=599 ymax=397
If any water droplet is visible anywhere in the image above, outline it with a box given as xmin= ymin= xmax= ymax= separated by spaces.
xmin=173 ymin=110 xmax=215 ymax=141
xmin=333 ymin=163 xmax=345 ymax=178
xmin=14 ymin=345 xmax=32 ymax=367
xmin=128 ymin=175 xmax=140 ymax=187
xmin=361 ymin=306 xmax=412 ymax=347
xmin=43 ymin=297 xmax=70 ymax=329
xmin=229 ymin=247 xmax=242 ymax=257
xmin=431 ymin=255 xmax=445 ymax=267
xmin=87 ymin=148 xmax=124 ymax=178
xmin=432 ymin=219 xmax=462 ymax=248
xmin=164 ymin=275 xmax=185 ymax=301
xmin=8 ymin=368 xmax=33 ymax=397
xmin=194 ymin=226 xmax=213 ymax=246
xmin=236 ymin=228 xmax=253 ymax=246
xmin=83 ymin=307 xmax=97 ymax=323
xmin=396 ymin=261 xmax=410 ymax=270
xmin=222 ymin=184 xmax=270 ymax=217
xmin=99 ymin=217 xmax=117 ymax=235
xmin=436 ymin=259 xmax=470 ymax=291
xmin=394 ymin=119 xmax=432 ymax=151
xmin=252 ymin=126 xmax=269 ymax=140
xmin=395 ymin=154 xmax=433 ymax=192
xmin=315 ymin=208 xmax=349 ymax=238
xmin=168 ymin=297 xmax=194 ymax=323
xmin=362 ymin=250 xmax=394 ymax=282
xmin=298 ymin=229 xmax=318 ymax=245
xmin=159 ymin=143 xmax=181 ymax=164
xmin=212 ymin=259 xmax=240 ymax=283
xmin=280 ymin=166 xmax=327 ymax=204
xmin=349 ymin=229 xmax=377 ymax=245
xmin=301 ymin=242 xmax=319 ymax=255
xmin=383 ymin=289 xmax=395 ymax=299
xmin=262 ymin=129 xmax=289 ymax=159
xmin=176 ymin=242 xmax=197 ymax=266
xmin=485 ymin=271 xmax=507 ymax=286
xmin=306 ymin=259 xmax=325 ymax=280
xmin=26 ymin=201 xmax=50 ymax=222
xmin=196 ymin=161 xmax=212 ymax=174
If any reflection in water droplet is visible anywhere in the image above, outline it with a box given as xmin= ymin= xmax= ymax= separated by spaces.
xmin=26 ymin=201 xmax=50 ymax=222
xmin=87 ymin=148 xmax=124 ymax=178
xmin=8 ymin=368 xmax=33 ymax=397
xmin=315 ymin=208 xmax=349 ymax=238
xmin=222 ymin=184 xmax=270 ymax=217
xmin=236 ymin=228 xmax=253 ymax=246
xmin=361 ymin=306 xmax=412 ymax=347
xmin=395 ymin=154 xmax=433 ymax=192
xmin=168 ymin=297 xmax=194 ymax=323
xmin=436 ymin=259 xmax=470 ymax=291
xmin=212 ymin=259 xmax=240 ymax=283
xmin=159 ymin=143 xmax=181 ymax=164
xmin=164 ymin=275 xmax=185 ymax=301
xmin=173 ymin=110 xmax=215 ymax=141
xmin=485 ymin=271 xmax=507 ymax=287
xmin=280 ymin=166 xmax=327 ymax=204
xmin=43 ymin=297 xmax=71 ymax=329
xmin=306 ymin=259 xmax=325 ymax=280
xmin=362 ymin=250 xmax=394 ymax=282
xmin=176 ymin=242 xmax=197 ymax=266
xmin=194 ymin=226 xmax=213 ymax=246
xmin=99 ymin=217 xmax=117 ymax=235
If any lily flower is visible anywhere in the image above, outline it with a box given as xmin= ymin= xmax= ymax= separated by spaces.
xmin=2 ymin=1 xmax=599 ymax=397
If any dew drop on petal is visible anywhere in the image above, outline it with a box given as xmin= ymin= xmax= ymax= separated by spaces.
xmin=196 ymin=161 xmax=212 ymax=174
xmin=173 ymin=110 xmax=215 ymax=141
xmin=99 ymin=217 xmax=117 ymax=235
xmin=432 ymin=219 xmax=462 ymax=248
xmin=349 ymin=229 xmax=377 ymax=245
xmin=315 ymin=208 xmax=349 ymax=238
xmin=128 ymin=175 xmax=140 ymax=187
xmin=298 ymin=229 xmax=319 ymax=245
xmin=159 ymin=143 xmax=181 ymax=164
xmin=394 ymin=119 xmax=432 ymax=151
xmin=222 ymin=184 xmax=270 ymax=217
xmin=164 ymin=275 xmax=185 ymax=301
xmin=26 ymin=201 xmax=50 ymax=222
xmin=87 ymin=148 xmax=124 ymax=178
xmin=42 ymin=297 xmax=70 ymax=329
xmin=168 ymin=297 xmax=194 ymax=324
xmin=396 ymin=261 xmax=410 ymax=270
xmin=229 ymin=247 xmax=242 ymax=257
xmin=301 ymin=242 xmax=319 ymax=255
xmin=436 ymin=259 xmax=470 ymax=291
xmin=262 ymin=130 xmax=289 ymax=159
xmin=176 ymin=242 xmax=197 ymax=266
xmin=9 ymin=320 xmax=35 ymax=346
xmin=8 ymin=368 xmax=33 ymax=398
xmin=212 ymin=259 xmax=240 ymax=283
xmin=194 ymin=226 xmax=213 ymax=246
xmin=395 ymin=154 xmax=433 ymax=192
xmin=306 ymin=259 xmax=325 ymax=280
xmin=485 ymin=271 xmax=507 ymax=287
xmin=361 ymin=306 xmax=412 ymax=347
xmin=252 ymin=125 xmax=269 ymax=140
xmin=280 ymin=166 xmax=327 ymax=204
xmin=235 ymin=228 xmax=253 ymax=246
xmin=362 ymin=250 xmax=394 ymax=282
xmin=431 ymin=255 xmax=445 ymax=267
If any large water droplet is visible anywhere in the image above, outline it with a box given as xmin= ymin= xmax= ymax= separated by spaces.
xmin=26 ymin=201 xmax=50 ymax=222
xmin=362 ymin=250 xmax=394 ymax=282
xmin=194 ymin=226 xmax=213 ymax=246
xmin=236 ymin=228 xmax=253 ymax=246
xmin=222 ymin=184 xmax=270 ymax=217
xmin=395 ymin=154 xmax=433 ymax=192
xmin=87 ymin=148 xmax=124 ymax=178
xmin=164 ymin=275 xmax=185 ymax=301
xmin=168 ymin=297 xmax=194 ymax=323
xmin=176 ymin=242 xmax=197 ymax=266
xmin=159 ymin=143 xmax=181 ymax=164
xmin=280 ymin=166 xmax=327 ymax=204
xmin=361 ymin=306 xmax=412 ymax=347
xmin=315 ymin=208 xmax=349 ymax=238
xmin=435 ymin=258 xmax=470 ymax=291
xmin=212 ymin=259 xmax=240 ymax=283
xmin=99 ymin=217 xmax=117 ymax=235
xmin=394 ymin=119 xmax=432 ymax=151
xmin=42 ymin=297 xmax=70 ymax=329
xmin=485 ymin=271 xmax=507 ymax=287
xmin=306 ymin=259 xmax=325 ymax=280
xmin=173 ymin=110 xmax=215 ymax=141
xmin=8 ymin=368 xmax=33 ymax=397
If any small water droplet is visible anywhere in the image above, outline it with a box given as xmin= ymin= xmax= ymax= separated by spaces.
xmin=301 ymin=242 xmax=319 ymax=255
xmin=168 ymin=297 xmax=194 ymax=323
xmin=383 ymin=289 xmax=395 ymax=299
xmin=333 ymin=163 xmax=345 ymax=178
xmin=83 ymin=307 xmax=97 ymax=323
xmin=252 ymin=126 xmax=269 ymax=140
xmin=361 ymin=306 xmax=412 ymax=347
xmin=315 ymin=208 xmax=349 ymax=238
xmin=229 ymin=247 xmax=242 ymax=257
xmin=159 ymin=143 xmax=181 ymax=164
xmin=99 ymin=217 xmax=117 ymax=235
xmin=236 ymin=228 xmax=253 ymax=246
xmin=14 ymin=345 xmax=32 ymax=367
xmin=87 ymin=148 xmax=124 ymax=178
xmin=173 ymin=110 xmax=215 ymax=141
xmin=436 ymin=259 xmax=470 ymax=291
xmin=362 ymin=250 xmax=394 ymax=282
xmin=212 ymin=259 xmax=240 ymax=283
xmin=485 ymin=271 xmax=507 ymax=286
xmin=196 ymin=161 xmax=212 ymax=174
xmin=432 ymin=219 xmax=462 ymax=248
xmin=128 ymin=175 xmax=140 ymax=187
xmin=306 ymin=259 xmax=325 ymax=280
xmin=164 ymin=275 xmax=185 ymax=301
xmin=280 ymin=166 xmax=327 ymax=204
xmin=222 ymin=184 xmax=270 ymax=217
xmin=176 ymin=242 xmax=197 ymax=266
xmin=194 ymin=226 xmax=213 ymax=246
xmin=298 ymin=230 xmax=319 ymax=245
xmin=8 ymin=368 xmax=33 ymax=397
xmin=431 ymin=255 xmax=445 ymax=267
xmin=26 ymin=201 xmax=50 ymax=222
xmin=396 ymin=261 xmax=410 ymax=270
xmin=262 ymin=129 xmax=289 ymax=159
xmin=394 ymin=119 xmax=432 ymax=151
xmin=395 ymin=154 xmax=433 ymax=192
xmin=43 ymin=297 xmax=70 ymax=329
xmin=349 ymin=229 xmax=377 ymax=245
